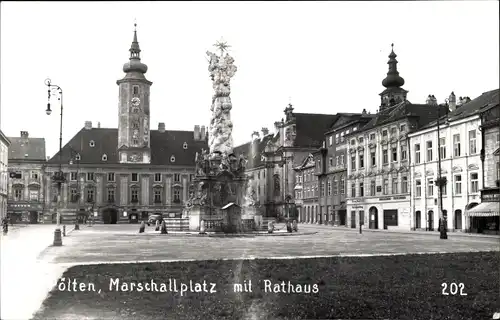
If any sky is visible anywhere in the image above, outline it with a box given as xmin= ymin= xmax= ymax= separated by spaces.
xmin=1 ymin=1 xmax=499 ymax=159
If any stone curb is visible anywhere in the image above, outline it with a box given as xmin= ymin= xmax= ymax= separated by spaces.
xmin=116 ymin=231 xmax=318 ymax=238
xmin=302 ymin=224 xmax=500 ymax=239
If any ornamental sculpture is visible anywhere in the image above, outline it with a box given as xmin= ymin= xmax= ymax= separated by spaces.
xmin=207 ymin=38 xmax=237 ymax=156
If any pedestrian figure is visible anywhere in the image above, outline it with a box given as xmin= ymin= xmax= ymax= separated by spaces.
xmin=139 ymin=220 xmax=145 ymax=233
xmin=2 ymin=217 xmax=8 ymax=235
xmin=286 ymin=221 xmax=293 ymax=233
xmin=155 ymin=220 xmax=160 ymax=231
xmin=292 ymin=220 xmax=298 ymax=232
xmin=160 ymin=220 xmax=168 ymax=234
xmin=199 ymin=220 xmax=206 ymax=234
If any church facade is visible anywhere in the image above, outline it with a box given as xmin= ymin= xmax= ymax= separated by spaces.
xmin=44 ymin=25 xmax=208 ymax=224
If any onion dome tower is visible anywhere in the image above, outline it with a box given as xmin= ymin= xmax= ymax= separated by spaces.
xmin=379 ymin=44 xmax=408 ymax=111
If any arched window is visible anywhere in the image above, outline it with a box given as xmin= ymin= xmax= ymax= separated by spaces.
xmin=340 ymin=176 xmax=345 ymax=194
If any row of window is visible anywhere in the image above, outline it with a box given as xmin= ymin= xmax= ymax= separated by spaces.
xmin=12 ymin=189 xmax=40 ymax=201
xmin=296 ymin=177 xmax=346 ymax=199
xmin=68 ymin=172 xmax=192 ymax=183
xmin=64 ymin=187 xmax=182 ymax=204
xmin=8 ymin=171 xmax=40 ymax=180
xmin=414 ymin=131 xmax=477 ymax=164
xmin=327 ymin=124 xmax=407 ymax=147
xmin=350 ymin=177 xmax=409 ymax=197
xmin=415 ymin=173 xmax=480 ymax=197
xmin=296 ymin=170 xmax=318 ymax=183
xmin=350 ymin=147 xmax=408 ymax=170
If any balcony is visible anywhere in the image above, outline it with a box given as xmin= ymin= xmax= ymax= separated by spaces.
xmin=107 ymin=198 xmax=115 ymax=204
xmin=154 ymin=199 xmax=162 ymax=204
xmin=328 ymin=164 xmax=346 ymax=173
xmin=131 ymin=198 xmax=139 ymax=204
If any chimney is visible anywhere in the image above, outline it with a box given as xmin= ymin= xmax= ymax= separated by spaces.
xmin=84 ymin=121 xmax=92 ymax=130
xmin=261 ymin=127 xmax=269 ymax=137
xmin=448 ymin=91 xmax=456 ymax=112
xmin=97 ymin=122 xmax=101 ymax=128
xmin=274 ymin=121 xmax=281 ymax=134
xmin=200 ymin=125 xmax=206 ymax=140
xmin=20 ymin=131 xmax=29 ymax=138
xmin=158 ymin=122 xmax=166 ymax=133
xmin=426 ymin=95 xmax=437 ymax=106
xmin=46 ymin=156 xmax=50 ymax=160
xmin=194 ymin=125 xmax=200 ymax=141
xmin=251 ymin=131 xmax=260 ymax=141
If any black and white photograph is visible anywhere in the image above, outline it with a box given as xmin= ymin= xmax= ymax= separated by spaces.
xmin=1 ymin=1 xmax=499 ymax=319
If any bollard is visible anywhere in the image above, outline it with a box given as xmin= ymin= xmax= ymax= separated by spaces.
xmin=155 ymin=220 xmax=160 ymax=231
xmin=160 ymin=220 xmax=168 ymax=234
xmin=199 ymin=220 xmax=206 ymax=234
xmin=75 ymin=221 xmax=80 ymax=231
xmin=53 ymin=228 xmax=62 ymax=246
xmin=139 ymin=221 xmax=145 ymax=233
xmin=63 ymin=225 xmax=66 ymax=237
xmin=267 ymin=221 xmax=274 ymax=234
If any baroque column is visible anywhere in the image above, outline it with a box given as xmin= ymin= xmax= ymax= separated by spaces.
xmin=206 ymin=39 xmax=237 ymax=156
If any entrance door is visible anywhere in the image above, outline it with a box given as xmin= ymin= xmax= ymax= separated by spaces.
xmin=350 ymin=211 xmax=356 ymax=228
xmin=339 ymin=210 xmax=346 ymax=226
xmin=454 ymin=210 xmax=462 ymax=230
xmin=427 ymin=210 xmax=434 ymax=231
xmin=29 ymin=211 xmax=38 ymax=224
xmin=369 ymin=207 xmax=378 ymax=229
xmin=415 ymin=211 xmax=421 ymax=229
xmin=102 ymin=208 xmax=118 ymax=224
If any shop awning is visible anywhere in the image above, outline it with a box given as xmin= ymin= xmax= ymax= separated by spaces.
xmin=465 ymin=202 xmax=500 ymax=217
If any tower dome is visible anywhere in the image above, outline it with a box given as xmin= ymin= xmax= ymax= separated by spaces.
xmin=382 ymin=43 xmax=405 ymax=89
xmin=123 ymin=23 xmax=148 ymax=74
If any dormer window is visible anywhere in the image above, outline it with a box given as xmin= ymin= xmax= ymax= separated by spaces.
xmin=102 ymin=154 xmax=108 ymax=161
xmin=183 ymin=142 xmax=188 ymax=150
xmin=170 ymin=155 xmax=176 ymax=163
xmin=75 ymin=153 xmax=81 ymax=161
xmin=89 ymin=140 xmax=95 ymax=147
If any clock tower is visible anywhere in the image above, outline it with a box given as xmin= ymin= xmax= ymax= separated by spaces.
xmin=117 ymin=23 xmax=153 ymax=164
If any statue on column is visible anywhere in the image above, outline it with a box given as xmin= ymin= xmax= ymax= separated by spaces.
xmin=206 ymin=38 xmax=237 ymax=156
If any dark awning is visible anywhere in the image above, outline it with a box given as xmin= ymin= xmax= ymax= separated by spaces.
xmin=465 ymin=202 xmax=500 ymax=217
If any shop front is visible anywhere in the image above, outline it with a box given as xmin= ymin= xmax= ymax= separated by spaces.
xmin=465 ymin=188 xmax=500 ymax=235
xmin=7 ymin=202 xmax=43 ymax=224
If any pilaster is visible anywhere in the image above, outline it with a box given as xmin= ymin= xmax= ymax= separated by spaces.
xmin=182 ymin=175 xmax=188 ymax=202
xmin=96 ymin=173 xmax=103 ymax=205
xmin=141 ymin=174 xmax=150 ymax=206
xmin=120 ymin=175 xmax=128 ymax=205
xmin=165 ymin=176 xmax=172 ymax=204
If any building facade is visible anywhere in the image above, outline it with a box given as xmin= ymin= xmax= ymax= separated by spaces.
xmin=345 ymin=45 xmax=446 ymax=231
xmin=293 ymin=154 xmax=318 ymax=223
xmin=0 ymin=130 xmax=11 ymax=220
xmin=316 ymin=113 xmax=374 ymax=226
xmin=7 ymin=131 xmax=46 ymax=223
xmin=44 ymin=26 xmax=208 ymax=224
xmin=464 ymin=98 xmax=500 ymax=234
xmin=408 ymin=89 xmax=499 ymax=232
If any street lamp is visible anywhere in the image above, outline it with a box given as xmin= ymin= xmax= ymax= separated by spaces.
xmin=436 ymin=99 xmax=448 ymax=240
xmin=45 ymin=78 xmax=65 ymax=246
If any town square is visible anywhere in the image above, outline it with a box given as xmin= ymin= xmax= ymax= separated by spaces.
xmin=1 ymin=1 xmax=499 ymax=319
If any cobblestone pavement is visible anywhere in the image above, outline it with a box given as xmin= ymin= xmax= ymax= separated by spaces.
xmin=39 ymin=223 xmax=500 ymax=265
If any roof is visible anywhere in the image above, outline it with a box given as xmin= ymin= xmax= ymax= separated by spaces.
xmin=293 ymin=153 xmax=315 ymax=171
xmin=233 ymin=134 xmax=274 ymax=169
xmin=293 ymin=113 xmax=340 ymax=147
xmin=0 ymin=130 xmax=11 ymax=146
xmin=47 ymin=128 xmax=208 ymax=166
xmin=360 ymin=100 xmax=447 ymax=133
xmin=421 ymin=89 xmax=499 ymax=129
xmin=8 ymin=137 xmax=46 ymax=161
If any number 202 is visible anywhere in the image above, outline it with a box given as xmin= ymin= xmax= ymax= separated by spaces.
xmin=441 ymin=282 xmax=467 ymax=296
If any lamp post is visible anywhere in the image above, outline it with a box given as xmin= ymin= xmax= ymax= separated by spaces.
xmin=69 ymin=147 xmax=80 ymax=230
xmin=45 ymin=78 xmax=65 ymax=246
xmin=436 ymin=100 xmax=448 ymax=240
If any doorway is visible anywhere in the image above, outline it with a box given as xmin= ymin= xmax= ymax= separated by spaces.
xmin=350 ymin=211 xmax=356 ymax=228
xmin=29 ymin=211 xmax=38 ymax=224
xmin=338 ymin=210 xmax=346 ymax=226
xmin=102 ymin=208 xmax=118 ymax=224
xmin=454 ymin=209 xmax=462 ymax=230
xmin=369 ymin=206 xmax=378 ymax=229
xmin=415 ymin=211 xmax=421 ymax=229
xmin=427 ymin=210 xmax=434 ymax=231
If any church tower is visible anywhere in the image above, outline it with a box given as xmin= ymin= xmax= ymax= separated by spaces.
xmin=117 ymin=23 xmax=153 ymax=164
xmin=379 ymin=44 xmax=408 ymax=111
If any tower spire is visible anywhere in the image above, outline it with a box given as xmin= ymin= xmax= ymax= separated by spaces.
xmin=122 ymin=21 xmax=148 ymax=74
xmin=382 ymin=43 xmax=405 ymax=88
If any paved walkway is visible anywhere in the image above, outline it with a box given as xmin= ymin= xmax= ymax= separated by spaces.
xmin=0 ymin=224 xmax=75 ymax=320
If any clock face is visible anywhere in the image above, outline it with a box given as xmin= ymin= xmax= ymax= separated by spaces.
xmin=131 ymin=97 xmax=141 ymax=106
